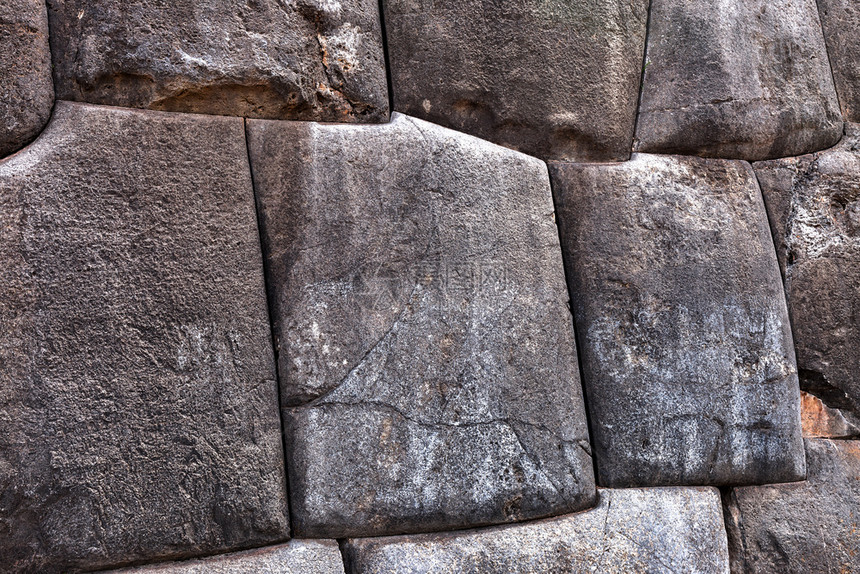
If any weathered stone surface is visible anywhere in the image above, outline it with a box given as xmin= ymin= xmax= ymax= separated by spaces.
xmin=0 ymin=0 xmax=54 ymax=158
xmin=110 ymin=541 xmax=344 ymax=574
xmin=800 ymin=391 xmax=860 ymax=439
xmin=381 ymin=0 xmax=649 ymax=161
xmin=47 ymin=0 xmax=388 ymax=122
xmin=725 ymin=439 xmax=860 ymax=573
xmin=248 ymin=113 xmax=594 ymax=537
xmin=345 ymin=487 xmax=730 ymax=574
xmin=551 ymin=154 xmax=806 ymax=487
xmin=0 ymin=102 xmax=288 ymax=573
xmin=817 ymin=0 xmax=860 ymax=121
xmin=754 ymin=124 xmax=860 ymax=416
xmin=635 ymin=0 xmax=843 ymax=160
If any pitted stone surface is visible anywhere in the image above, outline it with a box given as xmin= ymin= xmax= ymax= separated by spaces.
xmin=725 ymin=439 xmax=860 ymax=574
xmin=247 ymin=113 xmax=594 ymax=538
xmin=754 ymin=124 xmax=860 ymax=416
xmin=0 ymin=102 xmax=288 ymax=573
xmin=47 ymin=0 xmax=388 ymax=122
xmin=817 ymin=0 xmax=860 ymax=121
xmin=0 ymin=0 xmax=54 ymax=158
xmin=635 ymin=0 xmax=843 ymax=160
xmin=109 ymin=541 xmax=344 ymax=574
xmin=381 ymin=0 xmax=649 ymax=161
xmin=551 ymin=154 xmax=805 ymax=488
xmin=344 ymin=487 xmax=730 ymax=574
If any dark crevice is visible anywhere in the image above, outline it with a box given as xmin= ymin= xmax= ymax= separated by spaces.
xmin=377 ymin=0 xmax=396 ymax=117
xmin=799 ymin=368 xmax=856 ymax=412
xmin=243 ymin=118 xmax=295 ymax=535
xmin=546 ymin=166 xmax=601 ymax=487
xmin=338 ymin=539 xmax=356 ymax=574
xmin=719 ymin=486 xmax=746 ymax=574
xmin=630 ymin=0 xmax=654 ymax=153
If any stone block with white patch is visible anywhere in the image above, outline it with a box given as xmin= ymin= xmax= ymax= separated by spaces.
xmin=46 ymin=0 xmax=389 ymax=122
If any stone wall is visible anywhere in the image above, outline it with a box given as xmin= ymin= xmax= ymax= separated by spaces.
xmin=1 ymin=1 xmax=858 ymax=573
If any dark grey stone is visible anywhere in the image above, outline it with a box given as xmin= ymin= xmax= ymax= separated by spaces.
xmin=551 ymin=153 xmax=806 ymax=488
xmin=725 ymin=439 xmax=860 ymax=574
xmin=47 ymin=0 xmax=388 ymax=122
xmin=0 ymin=102 xmax=288 ymax=573
xmin=345 ymin=487 xmax=730 ymax=574
xmin=817 ymin=0 xmax=860 ymax=122
xmin=109 ymin=541 xmax=344 ymax=574
xmin=635 ymin=0 xmax=843 ymax=160
xmin=0 ymin=0 xmax=54 ymax=158
xmin=754 ymin=124 xmax=860 ymax=416
xmin=247 ymin=113 xmax=594 ymax=538
xmin=381 ymin=0 xmax=649 ymax=161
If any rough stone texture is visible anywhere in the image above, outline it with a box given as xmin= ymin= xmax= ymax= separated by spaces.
xmin=817 ymin=0 xmax=860 ymax=121
xmin=247 ymin=113 xmax=594 ymax=538
xmin=800 ymin=391 xmax=860 ymax=439
xmin=551 ymin=154 xmax=806 ymax=488
xmin=0 ymin=0 xmax=54 ymax=158
xmin=635 ymin=0 xmax=843 ymax=161
xmin=0 ymin=102 xmax=288 ymax=573
xmin=725 ymin=439 xmax=860 ymax=573
xmin=754 ymin=124 xmax=860 ymax=416
xmin=382 ymin=0 xmax=649 ymax=161
xmin=47 ymin=0 xmax=388 ymax=122
xmin=344 ymin=487 xmax=730 ymax=574
xmin=109 ymin=541 xmax=344 ymax=574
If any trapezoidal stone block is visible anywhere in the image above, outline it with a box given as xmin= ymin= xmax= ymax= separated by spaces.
xmin=551 ymin=154 xmax=805 ymax=488
xmin=381 ymin=0 xmax=649 ymax=161
xmin=247 ymin=113 xmax=595 ymax=538
xmin=46 ymin=0 xmax=388 ymax=122
xmin=724 ymin=439 xmax=860 ymax=574
xmin=344 ymin=487 xmax=730 ymax=574
xmin=635 ymin=0 xmax=843 ymax=161
xmin=817 ymin=0 xmax=860 ymax=121
xmin=0 ymin=102 xmax=288 ymax=573
xmin=0 ymin=0 xmax=54 ymax=158
xmin=108 ymin=540 xmax=345 ymax=574
xmin=754 ymin=124 xmax=860 ymax=417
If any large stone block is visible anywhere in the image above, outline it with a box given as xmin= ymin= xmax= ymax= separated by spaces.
xmin=725 ymin=439 xmax=860 ymax=573
xmin=0 ymin=102 xmax=288 ymax=573
xmin=247 ymin=113 xmax=594 ymax=537
xmin=109 ymin=541 xmax=344 ymax=574
xmin=46 ymin=0 xmax=388 ymax=122
xmin=344 ymin=487 xmax=730 ymax=574
xmin=0 ymin=0 xmax=54 ymax=158
xmin=381 ymin=0 xmax=649 ymax=161
xmin=817 ymin=0 xmax=860 ymax=121
xmin=551 ymin=154 xmax=805 ymax=487
xmin=754 ymin=125 xmax=860 ymax=416
xmin=635 ymin=0 xmax=843 ymax=160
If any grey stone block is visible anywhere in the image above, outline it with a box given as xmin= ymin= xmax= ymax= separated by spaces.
xmin=247 ymin=113 xmax=594 ymax=538
xmin=381 ymin=0 xmax=649 ymax=161
xmin=0 ymin=102 xmax=288 ymax=573
xmin=817 ymin=0 xmax=860 ymax=121
xmin=46 ymin=0 xmax=388 ymax=122
xmin=551 ymin=153 xmax=806 ymax=487
xmin=635 ymin=0 xmax=843 ymax=160
xmin=754 ymin=124 xmax=860 ymax=416
xmin=345 ymin=487 xmax=730 ymax=574
xmin=0 ymin=0 xmax=54 ymax=158
xmin=108 ymin=540 xmax=344 ymax=574
xmin=725 ymin=439 xmax=860 ymax=574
